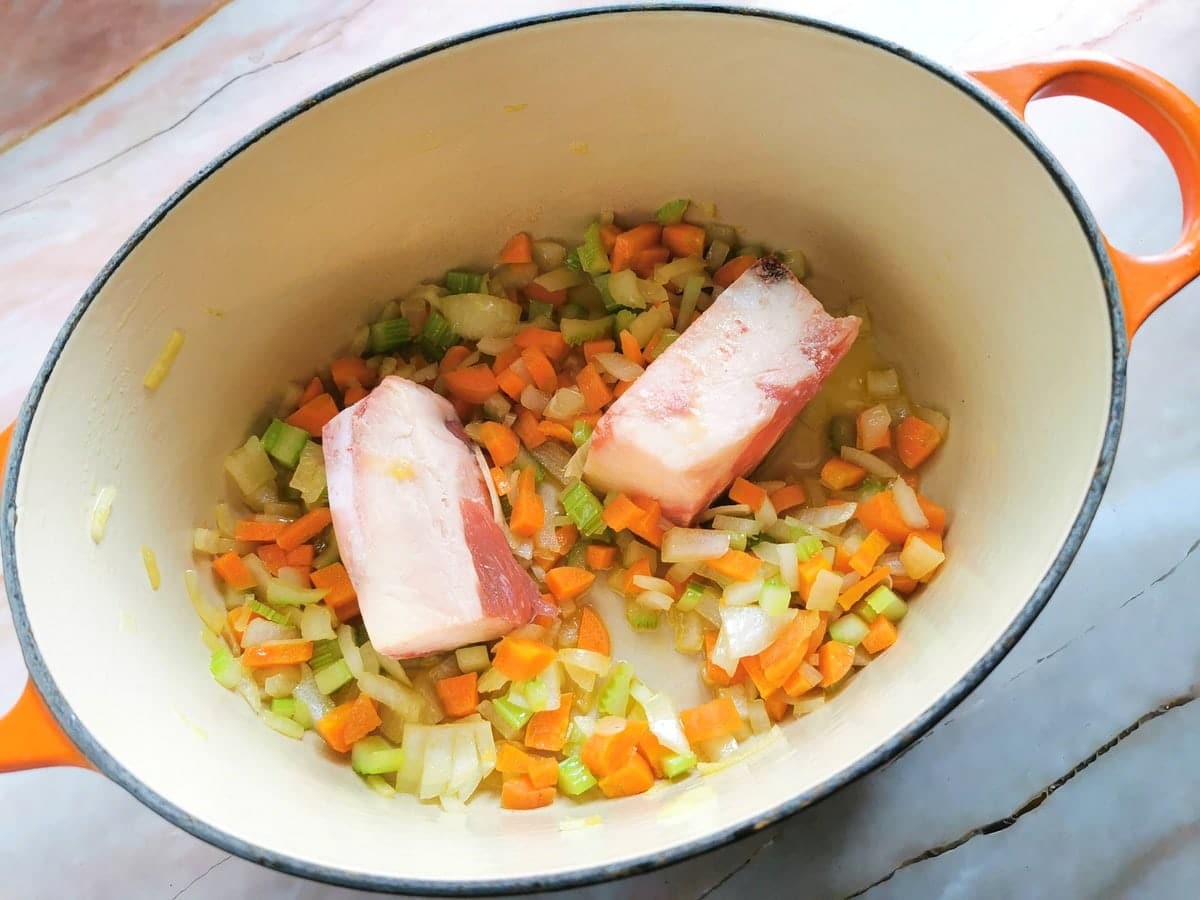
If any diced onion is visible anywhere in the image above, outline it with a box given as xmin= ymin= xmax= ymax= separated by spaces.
xmin=662 ymin=527 xmax=731 ymax=563
xmin=476 ymin=335 xmax=514 ymax=356
xmin=698 ymin=504 xmax=752 ymax=522
xmin=900 ymin=534 xmax=944 ymax=579
xmin=841 ymin=446 xmax=898 ymax=479
xmin=711 ymin=514 xmax=760 ymax=535
xmin=359 ymin=671 xmax=426 ymax=720
xmin=793 ymin=503 xmax=857 ymax=529
xmin=635 ymin=590 xmax=675 ymax=611
xmin=632 ymin=574 xmax=676 ymax=595
xmin=520 ymin=384 xmax=550 ymax=414
xmin=913 ymin=406 xmax=951 ymax=439
xmin=439 ymin=294 xmax=520 ymax=339
xmin=532 ymin=240 xmax=567 ymax=271
xmin=533 ymin=267 xmax=588 ymax=292
xmin=857 ymin=404 xmax=892 ymax=449
xmin=242 ymin=619 xmax=297 ymax=647
xmin=710 ymin=607 xmax=795 ymax=675
xmin=544 ymin=387 xmax=586 ymax=422
xmin=557 ymin=648 xmax=611 ymax=676
xmin=805 ymin=569 xmax=843 ymax=612
xmin=867 ymin=369 xmax=900 ymax=398
xmin=891 ymin=476 xmax=929 ymax=529
xmin=593 ymin=352 xmax=644 ymax=382
xmin=722 ymin=578 xmax=764 ymax=607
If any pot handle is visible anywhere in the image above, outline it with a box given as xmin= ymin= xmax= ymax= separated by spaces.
xmin=971 ymin=53 xmax=1200 ymax=339
xmin=0 ymin=422 xmax=91 ymax=771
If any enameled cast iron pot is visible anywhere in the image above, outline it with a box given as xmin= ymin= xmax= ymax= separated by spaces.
xmin=2 ymin=7 xmax=1199 ymax=894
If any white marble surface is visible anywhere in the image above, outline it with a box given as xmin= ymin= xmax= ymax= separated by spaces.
xmin=2 ymin=1 xmax=1199 ymax=897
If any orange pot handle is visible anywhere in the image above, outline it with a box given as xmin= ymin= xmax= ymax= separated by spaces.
xmin=0 ymin=422 xmax=91 ymax=771
xmin=972 ymin=53 xmax=1200 ymax=339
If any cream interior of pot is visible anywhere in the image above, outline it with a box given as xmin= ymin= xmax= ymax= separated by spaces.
xmin=10 ymin=10 xmax=1114 ymax=887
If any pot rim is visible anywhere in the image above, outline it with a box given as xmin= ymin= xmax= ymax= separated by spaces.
xmin=1 ymin=4 xmax=1126 ymax=895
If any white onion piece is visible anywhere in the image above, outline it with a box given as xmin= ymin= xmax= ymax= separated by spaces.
xmin=840 ymin=446 xmax=899 ymax=479
xmin=535 ymin=483 xmax=560 ymax=553
xmin=857 ymin=404 xmax=892 ymax=449
xmin=711 ymin=514 xmax=760 ymax=535
xmin=793 ymin=503 xmax=857 ymax=529
xmin=879 ymin=551 xmax=907 ymax=577
xmin=891 ymin=476 xmax=929 ymax=529
xmin=710 ymin=607 xmax=796 ymax=675
xmin=544 ymin=387 xmax=586 ymax=422
xmin=359 ymin=671 xmax=426 ymax=720
xmin=776 ymin=543 xmax=799 ymax=591
xmin=564 ymin=439 xmax=589 ymax=481
xmin=662 ymin=527 xmax=731 ymax=563
xmin=593 ymin=352 xmax=644 ymax=382
xmin=913 ymin=406 xmax=951 ymax=439
xmin=241 ymin=619 xmax=297 ymax=648
xmin=557 ymin=648 xmax=612 ymax=676
xmin=294 ymin=669 xmax=335 ymax=723
xmin=698 ymin=504 xmax=752 ymax=522
xmin=337 ymin=624 xmax=365 ymax=677
xmin=476 ymin=334 xmax=514 ymax=356
xmin=630 ymin=682 xmax=692 ymax=754
xmin=300 ymin=605 xmax=336 ymax=641
xmin=632 ymin=574 xmax=676 ymax=595
xmin=635 ymin=590 xmax=675 ymax=611
xmin=723 ymin=578 xmax=764 ymax=606
xmin=520 ymin=384 xmax=550 ymax=415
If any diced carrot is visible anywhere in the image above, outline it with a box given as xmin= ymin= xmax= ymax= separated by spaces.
xmin=477 ymin=421 xmax=520 ymax=467
xmin=525 ymin=753 xmax=559 ymax=789
xmin=556 ymin=525 xmax=579 ymax=557
xmin=500 ymin=775 xmax=556 ymax=810
xmin=849 ymin=530 xmax=890 ymax=577
xmin=524 ymin=693 xmax=574 ymax=752
xmin=286 ymin=393 xmax=339 ymax=438
xmin=581 ymin=718 xmax=647 ymax=777
xmin=255 ymin=543 xmax=287 ymax=575
xmin=895 ymin=416 xmax=942 ymax=469
xmin=855 ymin=491 xmax=912 ymax=544
xmin=707 ymin=549 xmax=762 ymax=582
xmin=582 ymin=339 xmax=615 ymax=362
xmin=796 ymin=553 xmax=832 ymax=601
xmin=611 ymin=223 xmax=662 ymax=272
xmin=242 ymin=639 xmax=314 ymax=668
xmin=499 ymin=231 xmax=534 ymax=264
xmin=514 ymin=327 xmax=569 ymax=363
xmin=820 ymin=457 xmax=867 ymax=490
xmin=585 ymin=544 xmax=618 ymax=570
xmin=545 ymin=567 xmax=595 ymax=602
xmin=862 ymin=616 xmax=899 ymax=654
xmin=919 ymin=495 xmax=947 ymax=535
xmin=763 ymin=690 xmax=790 ymax=723
xmin=316 ymin=694 xmax=381 ymax=754
xmin=613 ymin=379 xmax=635 ymax=398
xmin=538 ymin=420 xmax=575 ymax=443
xmin=602 ymin=493 xmax=644 ymax=532
xmin=342 ymin=384 xmax=368 ymax=406
xmin=576 ymin=605 xmax=611 ymax=656
xmin=891 ymin=575 xmax=919 ymax=593
xmin=599 ymin=224 xmax=621 ymax=253
xmin=331 ymin=357 xmax=373 ymax=391
xmin=519 ymin=346 xmax=558 ymax=394
xmin=435 ymin=672 xmax=479 ymax=718
xmin=620 ymin=557 xmax=652 ymax=596
xmin=492 ymin=636 xmax=557 ymax=681
xmin=235 ymin=520 xmax=287 ymax=543
xmin=704 ymin=631 xmax=747 ymax=687
xmin=818 ymin=641 xmax=855 ymax=687
xmin=513 ymin=409 xmax=546 ymax=450
xmin=628 ymin=497 xmax=664 ymax=548
xmin=285 ymin=545 xmax=315 ymax=567
xmin=782 ymin=662 xmax=822 ymax=697
xmin=769 ymin=483 xmax=807 ymax=514
xmin=496 ymin=741 xmax=534 ymax=775
xmin=729 ymin=477 xmax=768 ymax=512
xmin=618 ymin=329 xmax=643 ymax=365
xmin=525 ymin=281 xmax=567 ymax=306
xmin=444 ymin=365 xmax=499 ymax=404
xmin=213 ymin=552 xmax=256 ymax=590
xmin=837 ymin=567 xmax=890 ymax=611
xmin=509 ymin=467 xmax=544 ymax=537
xmin=225 ymin=606 xmax=257 ymax=644
xmin=713 ymin=254 xmax=756 ymax=287
xmin=299 ymin=377 xmax=324 ymax=405
xmin=276 ymin=508 xmax=333 ymax=551
xmin=496 ymin=367 xmax=528 ymax=401
xmin=598 ymin=751 xmax=655 ymax=798
xmin=739 ymin=654 xmax=775 ymax=699
xmin=632 ymin=246 xmax=670 ymax=279
xmin=808 ymin=614 xmax=829 ymax=657
xmin=637 ymin=730 xmax=671 ymax=779
xmin=492 ymin=346 xmax=522 ymax=375
xmin=576 ymin=364 xmax=613 ymax=413
xmin=663 ymin=223 xmax=706 ymax=258
xmin=757 ymin=609 xmax=821 ymax=686
xmin=680 ymin=697 xmax=743 ymax=744
xmin=310 ymin=562 xmax=359 ymax=620
xmin=439 ymin=345 xmax=473 ymax=374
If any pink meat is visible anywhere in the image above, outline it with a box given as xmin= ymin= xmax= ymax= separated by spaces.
xmin=584 ymin=257 xmax=860 ymax=525
xmin=323 ymin=376 xmax=541 ymax=658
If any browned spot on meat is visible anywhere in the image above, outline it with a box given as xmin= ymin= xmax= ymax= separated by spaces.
xmin=754 ymin=255 xmax=791 ymax=284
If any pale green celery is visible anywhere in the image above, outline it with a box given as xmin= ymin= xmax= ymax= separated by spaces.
xmin=365 ymin=774 xmax=397 ymax=797
xmin=557 ymin=755 xmax=598 ymax=796
xmin=210 ymin=646 xmax=242 ymax=689
xmin=246 ymin=599 xmax=290 ymax=625
xmin=315 ymin=659 xmax=354 ymax=695
xmin=289 ymin=442 xmax=327 ymax=505
xmin=829 ymin=613 xmax=870 ymax=646
xmin=271 ymin=698 xmax=296 ymax=718
xmin=224 ymin=436 xmax=275 ymax=495
xmin=654 ymin=198 xmax=690 ymax=224
xmin=794 ymin=536 xmax=823 ymax=561
xmin=678 ymin=275 xmax=704 ymax=330
xmin=262 ymin=418 xmax=308 ymax=469
xmin=490 ymin=697 xmax=532 ymax=732
xmin=759 ymin=578 xmax=792 ymax=616
xmin=267 ymin=580 xmax=328 ymax=607
xmin=352 ymin=736 xmax=407 ymax=775
xmin=563 ymin=481 xmax=606 ymax=537
xmin=560 ymin=316 xmax=614 ymax=346
xmin=661 ymin=752 xmax=698 ymax=778
xmin=455 ymin=645 xmax=490 ymax=673
xmin=369 ymin=318 xmax=410 ymax=354
xmin=577 ymin=223 xmax=611 ymax=275
xmin=865 ymin=586 xmax=908 ymax=622
xmin=626 ymin=602 xmax=660 ymax=632
xmin=598 ymin=661 xmax=634 ymax=717
xmin=312 ymin=531 xmax=340 ymax=569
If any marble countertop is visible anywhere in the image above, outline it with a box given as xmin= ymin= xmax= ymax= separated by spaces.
xmin=2 ymin=1 xmax=1199 ymax=897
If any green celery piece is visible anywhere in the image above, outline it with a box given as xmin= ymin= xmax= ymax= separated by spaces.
xmin=271 ymin=698 xmax=296 ymax=719
xmin=563 ymin=247 xmax=583 ymax=271
xmin=312 ymin=534 xmax=340 ymax=569
xmin=292 ymin=700 xmax=314 ymax=729
xmin=858 ymin=477 xmax=885 ymax=500
xmin=829 ymin=613 xmax=869 ymax=646
xmin=369 ymin=318 xmax=410 ymax=354
xmin=419 ymin=310 xmax=458 ymax=360
xmin=515 ymin=450 xmax=546 ymax=485
xmin=612 ymin=309 xmax=636 ymax=339
xmin=661 ymin=752 xmax=698 ymax=778
xmin=527 ymin=299 xmax=554 ymax=322
xmin=262 ymin=418 xmax=308 ymax=469
xmin=315 ymin=659 xmax=354 ymax=695
xmin=646 ymin=328 xmax=680 ymax=361
xmin=246 ymin=599 xmax=289 ymax=626
xmin=520 ymin=678 xmax=550 ymax=712
xmin=626 ymin=603 xmax=660 ymax=632
xmin=562 ymin=481 xmax=606 ymax=537
xmin=592 ymin=273 xmax=618 ymax=311
xmin=759 ymin=578 xmax=792 ymax=616
xmin=865 ymin=586 xmax=908 ymax=622
xmin=561 ymin=316 xmax=615 ymax=346
xmin=572 ymin=420 xmax=593 ymax=447
xmin=557 ymin=755 xmax=598 ymax=796
xmin=598 ymin=661 xmax=634 ymax=717
xmin=851 ymin=599 xmax=880 ymax=624
xmin=365 ymin=774 xmax=397 ymax=797
xmin=794 ymin=536 xmax=822 ymax=561
xmin=209 ymin=646 xmax=242 ymax=689
xmin=678 ymin=275 xmax=704 ymax=330
xmin=565 ymin=542 xmax=587 ymax=569
xmin=655 ymin=198 xmax=690 ymax=224
xmin=351 ymin=736 xmax=406 ymax=774
xmin=728 ymin=534 xmax=748 ymax=552
xmin=559 ymin=303 xmax=587 ymax=320
xmin=310 ymin=638 xmax=342 ymax=670
xmin=491 ymin=697 xmax=533 ymax=732
xmin=266 ymin=580 xmax=328 ymax=607
xmin=676 ymin=582 xmax=705 ymax=612
xmin=577 ymin=223 xmax=611 ymax=275
xmin=445 ymin=270 xmax=484 ymax=294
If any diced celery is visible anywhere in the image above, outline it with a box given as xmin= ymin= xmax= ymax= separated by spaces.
xmin=527 ymin=299 xmax=554 ymax=322
xmin=678 ymin=275 xmax=704 ymax=331
xmin=728 ymin=534 xmax=748 ymax=552
xmin=560 ymin=303 xmax=586 ymax=319
xmin=655 ymin=198 xmax=690 ymax=224
xmin=563 ymin=481 xmax=606 ymax=537
xmin=369 ymin=318 xmax=410 ymax=354
xmin=564 ymin=247 xmax=583 ymax=271
xmin=561 ymin=316 xmax=614 ymax=346
xmin=262 ymin=418 xmax=308 ymax=469
xmin=661 ymin=752 xmax=698 ymax=778
xmin=557 ymin=755 xmax=597 ymax=796
xmin=315 ymin=659 xmax=353 ymax=695
xmin=626 ymin=601 xmax=660 ymax=632
xmin=289 ymin=441 xmax=327 ymax=505
xmin=705 ymin=238 xmax=731 ymax=272
xmin=520 ymin=679 xmax=550 ymax=712
xmin=865 ymin=586 xmax=908 ymax=622
xmin=271 ymin=697 xmax=297 ymax=719
xmin=646 ymin=329 xmax=680 ymax=361
xmin=419 ymin=310 xmax=459 ymax=360
xmin=455 ymin=645 xmax=490 ymax=673
xmin=292 ymin=699 xmax=314 ymax=729
xmin=759 ymin=578 xmax=792 ymax=616
xmin=247 ymin=599 xmax=290 ymax=625
xmin=612 ymin=309 xmax=636 ymax=339
xmin=858 ymin=477 xmax=885 ymax=500
xmin=794 ymin=536 xmax=823 ymax=561
xmin=676 ymin=582 xmax=706 ymax=612
xmin=210 ymin=646 xmax=242 ymax=689
xmin=260 ymin=709 xmax=305 ymax=739
xmin=445 ymin=270 xmax=485 ymax=294
xmin=778 ymin=248 xmax=808 ymax=279
xmin=365 ymin=774 xmax=396 ymax=797
xmin=565 ymin=542 xmax=587 ymax=569
xmin=577 ymin=223 xmax=611 ymax=275
xmin=851 ymin=599 xmax=879 ymax=624
xmin=736 ymin=245 xmax=763 ymax=259
xmin=490 ymin=697 xmax=532 ymax=732
xmin=266 ymin=580 xmax=328 ymax=607
xmin=829 ymin=613 xmax=870 ymax=646
xmin=224 ymin=436 xmax=276 ymax=495
xmin=193 ymin=528 xmax=234 ymax=556
xmin=592 ymin=273 xmax=618 ymax=311
xmin=598 ymin=661 xmax=634 ymax=717
xmin=352 ymin=735 xmax=407 ymax=775
xmin=572 ymin=420 xmax=593 ymax=447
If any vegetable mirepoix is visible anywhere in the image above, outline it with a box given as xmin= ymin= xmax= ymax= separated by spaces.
xmin=192 ymin=201 xmax=952 ymax=811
